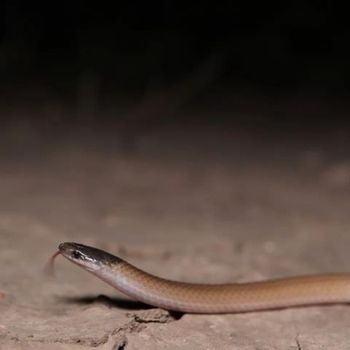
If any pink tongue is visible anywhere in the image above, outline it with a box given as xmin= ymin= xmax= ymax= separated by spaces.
xmin=44 ymin=250 xmax=61 ymax=277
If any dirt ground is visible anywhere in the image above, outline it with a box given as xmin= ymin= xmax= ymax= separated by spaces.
xmin=1 ymin=117 xmax=350 ymax=349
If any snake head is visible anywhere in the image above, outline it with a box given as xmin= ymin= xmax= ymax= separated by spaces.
xmin=58 ymin=242 xmax=121 ymax=271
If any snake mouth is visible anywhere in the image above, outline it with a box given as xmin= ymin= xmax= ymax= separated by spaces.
xmin=45 ymin=242 xmax=123 ymax=279
xmin=45 ymin=242 xmax=105 ymax=277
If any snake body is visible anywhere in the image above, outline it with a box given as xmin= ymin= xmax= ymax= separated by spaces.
xmin=56 ymin=242 xmax=350 ymax=313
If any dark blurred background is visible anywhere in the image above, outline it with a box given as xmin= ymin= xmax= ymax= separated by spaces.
xmin=1 ymin=1 xmax=350 ymax=130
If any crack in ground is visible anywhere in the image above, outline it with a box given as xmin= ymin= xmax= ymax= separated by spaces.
xmin=295 ymin=336 xmax=303 ymax=350
xmin=12 ymin=309 xmax=181 ymax=348
xmin=111 ymin=309 xmax=182 ymax=349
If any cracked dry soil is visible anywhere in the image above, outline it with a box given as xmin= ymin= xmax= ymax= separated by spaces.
xmin=1 ymin=122 xmax=350 ymax=349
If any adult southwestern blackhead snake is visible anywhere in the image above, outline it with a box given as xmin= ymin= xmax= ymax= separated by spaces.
xmin=49 ymin=242 xmax=350 ymax=313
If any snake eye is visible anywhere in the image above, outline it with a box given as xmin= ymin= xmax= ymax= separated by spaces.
xmin=72 ymin=250 xmax=83 ymax=260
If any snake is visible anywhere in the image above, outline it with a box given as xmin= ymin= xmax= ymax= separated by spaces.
xmin=50 ymin=242 xmax=350 ymax=313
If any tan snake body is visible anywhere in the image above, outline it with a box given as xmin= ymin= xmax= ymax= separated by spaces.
xmin=54 ymin=242 xmax=350 ymax=313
